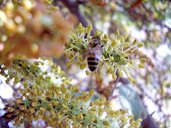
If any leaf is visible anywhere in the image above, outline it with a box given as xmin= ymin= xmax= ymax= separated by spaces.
xmin=118 ymin=84 xmax=147 ymax=120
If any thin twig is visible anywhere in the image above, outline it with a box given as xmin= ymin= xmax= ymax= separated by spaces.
xmin=59 ymin=0 xmax=95 ymax=35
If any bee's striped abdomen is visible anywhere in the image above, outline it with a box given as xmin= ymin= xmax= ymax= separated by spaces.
xmin=87 ymin=54 xmax=99 ymax=71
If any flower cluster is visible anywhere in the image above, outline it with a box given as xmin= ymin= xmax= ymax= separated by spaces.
xmin=65 ymin=24 xmax=92 ymax=69
xmin=0 ymin=0 xmax=73 ymax=65
xmin=102 ymin=32 xmax=144 ymax=82
xmin=1 ymin=59 xmax=141 ymax=128
xmin=65 ymin=24 xmax=145 ymax=82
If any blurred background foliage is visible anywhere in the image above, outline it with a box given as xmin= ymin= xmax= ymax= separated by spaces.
xmin=0 ymin=0 xmax=171 ymax=128
xmin=0 ymin=0 xmax=74 ymax=65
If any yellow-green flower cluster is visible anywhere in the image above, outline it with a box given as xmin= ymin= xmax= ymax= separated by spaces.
xmin=2 ymin=59 xmax=141 ymax=127
xmin=65 ymin=24 xmax=92 ymax=68
xmin=65 ymin=24 xmax=145 ymax=82
xmin=4 ymin=59 xmax=67 ymax=86
xmin=102 ymin=33 xmax=144 ymax=82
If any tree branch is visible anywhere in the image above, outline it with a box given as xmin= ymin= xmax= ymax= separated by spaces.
xmin=59 ymin=0 xmax=95 ymax=35
xmin=60 ymin=0 xmax=88 ymax=27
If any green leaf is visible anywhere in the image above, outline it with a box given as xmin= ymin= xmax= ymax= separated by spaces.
xmin=118 ymin=84 xmax=148 ymax=120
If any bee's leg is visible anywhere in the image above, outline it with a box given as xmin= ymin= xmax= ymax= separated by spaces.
xmin=94 ymin=69 xmax=102 ymax=85
xmin=95 ymin=61 xmax=104 ymax=79
xmin=83 ymin=49 xmax=88 ymax=60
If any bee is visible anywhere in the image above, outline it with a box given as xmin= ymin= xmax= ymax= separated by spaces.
xmin=87 ymin=36 xmax=102 ymax=71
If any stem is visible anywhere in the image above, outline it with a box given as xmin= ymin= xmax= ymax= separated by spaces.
xmin=60 ymin=0 xmax=88 ymax=27
xmin=59 ymin=0 xmax=95 ymax=35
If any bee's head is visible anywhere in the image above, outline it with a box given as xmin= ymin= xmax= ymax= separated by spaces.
xmin=90 ymin=36 xmax=101 ymax=47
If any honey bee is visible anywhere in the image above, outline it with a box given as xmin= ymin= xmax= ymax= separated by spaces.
xmin=87 ymin=36 xmax=102 ymax=71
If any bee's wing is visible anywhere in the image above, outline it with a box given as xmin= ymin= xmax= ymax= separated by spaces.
xmin=94 ymin=46 xmax=102 ymax=60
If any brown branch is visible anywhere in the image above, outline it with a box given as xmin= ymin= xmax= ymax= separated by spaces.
xmin=130 ymin=0 xmax=143 ymax=9
xmin=61 ymin=0 xmax=88 ymax=27
xmin=59 ymin=0 xmax=95 ymax=35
